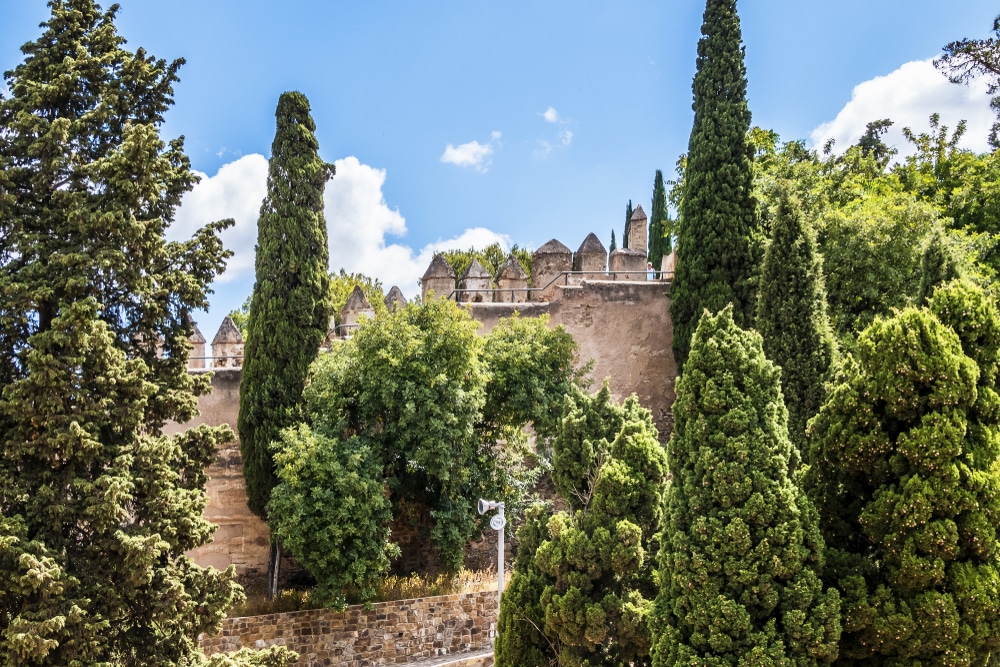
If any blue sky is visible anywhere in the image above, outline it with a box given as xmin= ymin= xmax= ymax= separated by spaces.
xmin=3 ymin=1 xmax=998 ymax=340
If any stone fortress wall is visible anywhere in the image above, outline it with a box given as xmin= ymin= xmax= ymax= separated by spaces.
xmin=170 ymin=204 xmax=676 ymax=578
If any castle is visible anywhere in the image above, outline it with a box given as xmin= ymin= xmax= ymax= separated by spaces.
xmin=168 ymin=205 xmax=677 ymax=578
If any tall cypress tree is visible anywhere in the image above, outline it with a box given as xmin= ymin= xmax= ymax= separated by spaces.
xmin=651 ymin=307 xmax=841 ymax=666
xmin=238 ymin=92 xmax=334 ymax=582
xmin=670 ymin=0 xmax=757 ymax=370
xmin=756 ymin=188 xmax=837 ymax=451
xmin=624 ymin=199 xmax=634 ymax=248
xmin=0 ymin=1 xmax=254 ymax=663
xmin=649 ymin=169 xmax=670 ymax=270
xmin=610 ymin=229 xmax=618 ymax=252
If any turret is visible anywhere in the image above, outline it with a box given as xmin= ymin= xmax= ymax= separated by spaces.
xmin=212 ymin=315 xmax=244 ymax=368
xmin=458 ymin=258 xmax=492 ymax=302
xmin=531 ymin=239 xmax=572 ymax=301
xmin=420 ymin=253 xmax=457 ymax=302
xmin=495 ymin=254 xmax=529 ymax=303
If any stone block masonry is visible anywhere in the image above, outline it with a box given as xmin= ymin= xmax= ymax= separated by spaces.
xmin=200 ymin=591 xmax=499 ymax=667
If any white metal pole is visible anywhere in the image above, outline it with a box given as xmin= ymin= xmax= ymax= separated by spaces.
xmin=497 ymin=504 xmax=505 ymax=597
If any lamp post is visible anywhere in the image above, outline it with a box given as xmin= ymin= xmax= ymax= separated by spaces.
xmin=477 ymin=498 xmax=506 ymax=601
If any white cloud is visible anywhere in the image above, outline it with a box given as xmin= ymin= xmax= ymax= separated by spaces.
xmin=810 ymin=58 xmax=994 ymax=158
xmin=325 ymin=156 xmax=511 ymax=296
xmin=169 ymin=153 xmax=269 ymax=284
xmin=560 ymin=129 xmax=573 ymax=146
xmin=440 ymin=131 xmax=502 ymax=172
xmin=543 ymin=106 xmax=560 ymax=123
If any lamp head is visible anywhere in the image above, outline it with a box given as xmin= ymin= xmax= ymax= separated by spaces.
xmin=478 ymin=498 xmax=502 ymax=515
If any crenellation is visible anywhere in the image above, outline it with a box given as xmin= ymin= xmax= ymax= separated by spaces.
xmin=531 ymin=238 xmax=573 ymax=301
xmin=421 ymin=253 xmax=457 ymax=302
xmin=458 ymin=258 xmax=492 ymax=303
xmin=493 ymin=254 xmax=528 ymax=303
xmin=212 ymin=315 xmax=244 ymax=368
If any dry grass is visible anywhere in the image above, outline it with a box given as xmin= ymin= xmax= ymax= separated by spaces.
xmin=228 ymin=569 xmax=503 ymax=618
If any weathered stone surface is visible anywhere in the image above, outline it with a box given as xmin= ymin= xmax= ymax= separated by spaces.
xmin=572 ymin=232 xmax=608 ymax=283
xmin=200 ymin=591 xmax=498 ymax=667
xmin=531 ymin=239 xmax=572 ymax=301
xmin=458 ymin=259 xmax=492 ymax=303
xmin=421 ymin=254 xmax=457 ymax=302
xmin=627 ymin=204 xmax=648 ymax=253
xmin=384 ymin=286 xmax=408 ymax=311
xmin=608 ymin=248 xmax=646 ymax=280
xmin=341 ymin=285 xmax=376 ymax=334
xmin=493 ymin=255 xmax=528 ymax=304
xmin=212 ymin=315 xmax=244 ymax=368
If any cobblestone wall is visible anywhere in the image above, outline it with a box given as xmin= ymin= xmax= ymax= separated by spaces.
xmin=200 ymin=591 xmax=499 ymax=666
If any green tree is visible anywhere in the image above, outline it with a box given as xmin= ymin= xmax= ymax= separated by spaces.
xmin=496 ymin=385 xmax=667 ymax=667
xmin=670 ymin=0 xmax=758 ymax=371
xmin=936 ymin=15 xmax=1000 ymax=147
xmin=916 ymin=228 xmax=960 ymax=305
xmin=649 ymin=169 xmax=671 ymax=270
xmin=275 ymin=301 xmax=581 ymax=589
xmin=238 ymin=91 xmax=333 ymax=596
xmin=0 ymin=1 xmax=286 ymax=664
xmin=610 ymin=229 xmax=617 ymax=253
xmin=805 ymin=281 xmax=1000 ymax=664
xmin=441 ymin=243 xmax=532 ymax=284
xmin=624 ymin=199 xmax=634 ymax=249
xmin=651 ymin=307 xmax=841 ymax=667
xmin=756 ymin=188 xmax=837 ymax=451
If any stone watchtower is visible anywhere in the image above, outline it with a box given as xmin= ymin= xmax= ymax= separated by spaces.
xmin=609 ymin=204 xmax=648 ymax=280
xmin=573 ymin=232 xmax=608 ymax=283
xmin=212 ymin=315 xmax=244 ymax=368
xmin=458 ymin=258 xmax=492 ymax=303
xmin=384 ymin=285 xmax=407 ymax=311
xmin=188 ymin=320 xmax=207 ymax=370
xmin=341 ymin=285 xmax=375 ymax=332
xmin=495 ymin=254 xmax=528 ymax=303
xmin=421 ymin=253 xmax=457 ymax=302
xmin=531 ymin=239 xmax=573 ymax=301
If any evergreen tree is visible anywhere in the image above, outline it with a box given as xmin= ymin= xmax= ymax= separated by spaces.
xmin=239 ymin=92 xmax=333 ymax=519
xmin=651 ymin=307 xmax=840 ymax=667
xmin=610 ymin=229 xmax=617 ymax=253
xmin=756 ymin=188 xmax=837 ymax=451
xmin=649 ymin=169 xmax=671 ymax=270
xmin=916 ymin=228 xmax=959 ymax=305
xmin=496 ymin=384 xmax=667 ymax=666
xmin=0 ymin=1 xmax=270 ymax=663
xmin=624 ymin=199 xmax=634 ymax=248
xmin=805 ymin=280 xmax=1000 ymax=665
xmin=670 ymin=0 xmax=758 ymax=370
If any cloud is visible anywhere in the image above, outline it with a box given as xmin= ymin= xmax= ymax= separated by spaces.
xmin=560 ymin=129 xmax=573 ymax=146
xmin=324 ymin=156 xmax=511 ymax=296
xmin=169 ymin=153 xmax=269 ymax=284
xmin=440 ymin=131 xmax=502 ymax=172
xmin=543 ymin=106 xmax=560 ymax=123
xmin=810 ymin=58 xmax=994 ymax=157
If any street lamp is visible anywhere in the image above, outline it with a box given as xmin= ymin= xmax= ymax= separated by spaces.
xmin=477 ymin=498 xmax=506 ymax=601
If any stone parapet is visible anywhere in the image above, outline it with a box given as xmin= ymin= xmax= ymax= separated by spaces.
xmin=200 ymin=591 xmax=499 ymax=667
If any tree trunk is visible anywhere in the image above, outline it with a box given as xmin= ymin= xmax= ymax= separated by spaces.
xmin=266 ymin=541 xmax=281 ymax=600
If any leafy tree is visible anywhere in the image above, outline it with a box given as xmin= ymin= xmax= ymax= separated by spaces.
xmin=276 ymin=301 xmax=581 ymax=591
xmin=670 ymin=0 xmax=758 ymax=371
xmin=496 ymin=385 xmax=667 ymax=667
xmin=651 ymin=306 xmax=841 ymax=667
xmin=756 ymin=188 xmax=837 ymax=451
xmin=266 ymin=427 xmax=397 ymax=610
xmin=649 ymin=169 xmax=672 ymax=270
xmin=856 ymin=118 xmax=897 ymax=168
xmin=441 ymin=243 xmax=532 ymax=283
xmin=624 ymin=199 xmax=634 ymax=248
xmin=329 ymin=269 xmax=385 ymax=324
xmin=0 ymin=1 xmax=285 ymax=664
xmin=805 ymin=281 xmax=1000 ymax=664
xmin=916 ymin=228 xmax=960 ymax=305
xmin=936 ymin=15 xmax=1000 ymax=147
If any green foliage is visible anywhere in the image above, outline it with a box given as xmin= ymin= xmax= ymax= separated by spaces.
xmin=610 ymin=229 xmax=617 ymax=253
xmin=496 ymin=387 xmax=667 ymax=667
xmin=279 ymin=300 xmax=580 ymax=596
xmin=204 ymin=646 xmax=298 ymax=667
xmin=267 ymin=426 xmax=397 ymax=610
xmin=670 ymin=0 xmax=758 ymax=371
xmin=917 ymin=229 xmax=960 ymax=305
xmin=0 ymin=1 xmax=253 ymax=663
xmin=625 ymin=199 xmax=634 ymax=249
xmin=649 ymin=170 xmax=672 ymax=270
xmin=651 ymin=306 xmax=841 ymax=666
xmin=936 ymin=15 xmax=1000 ymax=148
xmin=441 ymin=243 xmax=532 ymax=284
xmin=329 ymin=269 xmax=386 ymax=324
xmin=238 ymin=91 xmax=334 ymax=519
xmin=756 ymin=188 xmax=837 ymax=451
xmin=805 ymin=281 xmax=1000 ymax=664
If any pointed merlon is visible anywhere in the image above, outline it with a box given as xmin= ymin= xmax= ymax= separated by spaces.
xmin=576 ymin=232 xmax=607 ymax=256
xmin=460 ymin=258 xmax=492 ymax=281
xmin=630 ymin=204 xmax=647 ymax=221
xmin=496 ymin=254 xmax=528 ymax=281
xmin=384 ymin=285 xmax=408 ymax=311
xmin=342 ymin=284 xmax=373 ymax=313
xmin=212 ymin=315 xmax=244 ymax=345
xmin=421 ymin=253 xmax=456 ymax=280
xmin=535 ymin=238 xmax=572 ymax=255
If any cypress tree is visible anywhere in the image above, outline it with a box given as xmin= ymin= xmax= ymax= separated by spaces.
xmin=624 ymin=199 xmax=634 ymax=248
xmin=670 ymin=0 xmax=758 ymax=371
xmin=805 ymin=280 xmax=1000 ymax=664
xmin=238 ymin=92 xmax=334 ymax=593
xmin=649 ymin=169 xmax=670 ymax=270
xmin=651 ymin=307 xmax=841 ymax=667
xmin=0 ymin=1 xmax=257 ymax=663
xmin=610 ymin=229 xmax=618 ymax=252
xmin=756 ymin=188 xmax=837 ymax=451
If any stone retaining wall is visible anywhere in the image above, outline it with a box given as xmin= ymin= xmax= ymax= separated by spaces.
xmin=200 ymin=591 xmax=499 ymax=667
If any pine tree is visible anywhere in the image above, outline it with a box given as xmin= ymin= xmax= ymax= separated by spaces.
xmin=0 ymin=1 xmax=257 ymax=663
xmin=670 ymin=0 xmax=758 ymax=371
xmin=651 ymin=307 xmax=841 ymax=666
xmin=238 ymin=92 xmax=333 ymax=596
xmin=624 ymin=199 xmax=634 ymax=249
xmin=805 ymin=280 xmax=1000 ymax=664
xmin=756 ymin=188 xmax=837 ymax=451
xmin=496 ymin=384 xmax=667 ymax=666
xmin=649 ymin=169 xmax=671 ymax=270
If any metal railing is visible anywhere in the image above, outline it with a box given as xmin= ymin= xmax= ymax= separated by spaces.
xmin=445 ymin=269 xmax=673 ymax=302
